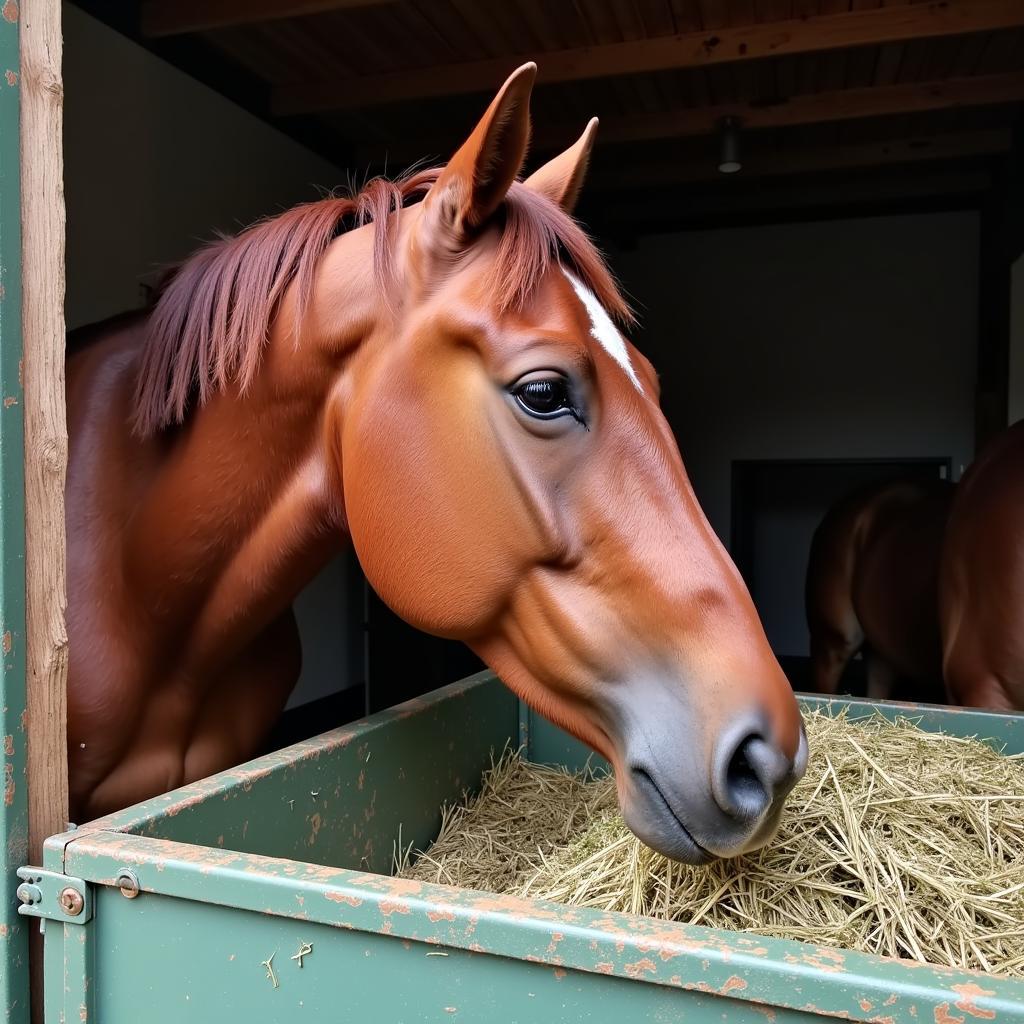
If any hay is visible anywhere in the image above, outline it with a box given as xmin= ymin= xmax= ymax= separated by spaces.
xmin=397 ymin=709 xmax=1024 ymax=977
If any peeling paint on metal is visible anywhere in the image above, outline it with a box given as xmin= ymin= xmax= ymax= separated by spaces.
xmin=951 ymin=984 xmax=997 ymax=1020
xmin=1 ymin=1 xmax=16 ymax=24
xmin=3 ymin=70 xmax=14 ymax=87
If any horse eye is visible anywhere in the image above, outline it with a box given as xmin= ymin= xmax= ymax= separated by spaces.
xmin=515 ymin=379 xmax=570 ymax=416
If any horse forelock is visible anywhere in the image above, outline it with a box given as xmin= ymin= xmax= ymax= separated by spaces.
xmin=131 ymin=169 xmax=631 ymax=438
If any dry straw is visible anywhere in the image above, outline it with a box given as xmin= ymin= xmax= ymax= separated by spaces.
xmin=398 ymin=709 xmax=1024 ymax=977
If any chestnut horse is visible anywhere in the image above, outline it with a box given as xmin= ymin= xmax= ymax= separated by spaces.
xmin=805 ymin=477 xmax=953 ymax=703
xmin=808 ymin=422 xmax=1024 ymax=711
xmin=940 ymin=420 xmax=1024 ymax=711
xmin=66 ymin=64 xmax=806 ymax=863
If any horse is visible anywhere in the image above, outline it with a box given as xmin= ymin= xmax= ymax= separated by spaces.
xmin=939 ymin=419 xmax=1024 ymax=711
xmin=805 ymin=477 xmax=954 ymax=702
xmin=65 ymin=63 xmax=806 ymax=864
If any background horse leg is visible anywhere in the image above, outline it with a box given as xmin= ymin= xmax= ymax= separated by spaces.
xmin=865 ymin=650 xmax=897 ymax=702
xmin=809 ymin=627 xmax=862 ymax=695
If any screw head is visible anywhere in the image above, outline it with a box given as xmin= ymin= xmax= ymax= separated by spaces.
xmin=59 ymin=887 xmax=84 ymax=916
xmin=116 ymin=870 xmax=140 ymax=899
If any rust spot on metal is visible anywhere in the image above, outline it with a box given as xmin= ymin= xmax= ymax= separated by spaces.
xmin=951 ymin=984 xmax=996 ymax=1020
xmin=595 ymin=962 xmax=614 ymax=975
xmin=2 ymin=631 xmax=11 ymax=655
xmin=885 ymin=996 xmax=899 ymax=1007
xmin=934 ymin=1005 xmax=965 ymax=1024
xmin=427 ymin=908 xmax=455 ymax=923
xmin=379 ymin=899 xmax=411 ymax=917
xmin=3 ymin=735 xmax=12 ymax=755
xmin=624 ymin=957 xmax=657 ymax=979
xmin=720 ymin=976 xmax=747 ymax=996
xmin=324 ymin=891 xmax=362 ymax=907
xmin=308 ymin=812 xmax=321 ymax=846
xmin=4 ymin=70 xmax=16 ymax=86
xmin=4 ymin=763 xmax=13 ymax=805
xmin=3 ymin=397 xmax=16 ymax=409
xmin=553 ymin=967 xmax=566 ymax=980
xmin=862 ymin=1001 xmax=875 ymax=1012
xmin=2 ymin=1 xmax=18 ymax=23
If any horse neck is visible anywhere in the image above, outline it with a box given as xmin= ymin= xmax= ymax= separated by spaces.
xmin=125 ymin=226 xmax=382 ymax=667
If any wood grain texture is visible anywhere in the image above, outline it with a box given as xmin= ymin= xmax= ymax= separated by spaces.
xmin=19 ymin=0 xmax=69 ymax=856
xmin=273 ymin=0 xmax=1024 ymax=114
xmin=142 ymin=0 xmax=396 ymax=37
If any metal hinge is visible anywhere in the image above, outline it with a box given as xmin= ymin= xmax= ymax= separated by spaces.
xmin=15 ymin=867 xmax=93 ymax=924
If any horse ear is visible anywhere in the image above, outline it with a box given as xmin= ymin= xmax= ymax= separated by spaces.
xmin=425 ymin=62 xmax=536 ymax=239
xmin=523 ymin=118 xmax=598 ymax=213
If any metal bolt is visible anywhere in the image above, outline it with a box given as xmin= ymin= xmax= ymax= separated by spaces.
xmin=116 ymin=869 xmax=140 ymax=899
xmin=59 ymin=887 xmax=84 ymax=917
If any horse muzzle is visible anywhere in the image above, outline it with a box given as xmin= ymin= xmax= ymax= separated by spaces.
xmin=612 ymin=698 xmax=809 ymax=864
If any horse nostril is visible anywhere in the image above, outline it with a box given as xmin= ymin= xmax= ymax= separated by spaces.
xmin=715 ymin=733 xmax=783 ymax=822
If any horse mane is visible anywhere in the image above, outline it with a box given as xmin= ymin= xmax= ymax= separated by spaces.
xmin=132 ymin=167 xmax=631 ymax=437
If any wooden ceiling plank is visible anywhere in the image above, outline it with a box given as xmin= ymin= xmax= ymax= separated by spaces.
xmin=142 ymin=0 xmax=396 ymax=37
xmin=354 ymin=70 xmax=1024 ymax=165
xmin=570 ymin=69 xmax=1024 ymax=146
xmin=272 ymin=0 xmax=1024 ymax=114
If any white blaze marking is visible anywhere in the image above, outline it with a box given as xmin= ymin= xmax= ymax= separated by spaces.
xmin=563 ymin=269 xmax=642 ymax=391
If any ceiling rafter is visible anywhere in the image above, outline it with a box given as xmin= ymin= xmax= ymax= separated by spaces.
xmin=269 ymin=1 xmax=1024 ymax=115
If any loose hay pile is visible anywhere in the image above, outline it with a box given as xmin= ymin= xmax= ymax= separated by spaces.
xmin=398 ymin=709 xmax=1024 ymax=977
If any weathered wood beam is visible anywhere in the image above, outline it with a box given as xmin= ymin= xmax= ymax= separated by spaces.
xmin=20 ymin=0 xmax=69 ymax=865
xmin=141 ymin=0 xmax=394 ymax=38
xmin=551 ymin=71 xmax=1024 ymax=148
xmin=586 ymin=130 xmax=1012 ymax=190
xmin=356 ymin=73 xmax=1024 ymax=169
xmin=274 ymin=0 xmax=1024 ymax=115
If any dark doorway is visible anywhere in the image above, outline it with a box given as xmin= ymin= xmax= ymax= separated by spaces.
xmin=363 ymin=585 xmax=486 ymax=714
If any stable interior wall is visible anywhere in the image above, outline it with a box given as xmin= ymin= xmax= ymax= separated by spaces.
xmin=1011 ymin=254 xmax=1024 ymax=425
xmin=612 ymin=211 xmax=979 ymax=660
xmin=62 ymin=3 xmax=360 ymax=707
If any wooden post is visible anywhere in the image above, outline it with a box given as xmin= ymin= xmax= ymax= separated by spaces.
xmin=19 ymin=0 xmax=69 ymax=856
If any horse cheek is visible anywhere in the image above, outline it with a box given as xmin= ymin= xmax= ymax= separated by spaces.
xmin=342 ymin=392 xmax=528 ymax=640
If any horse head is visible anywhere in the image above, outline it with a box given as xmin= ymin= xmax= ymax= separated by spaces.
xmin=339 ymin=64 xmax=807 ymax=862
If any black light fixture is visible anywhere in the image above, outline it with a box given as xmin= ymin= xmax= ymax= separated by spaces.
xmin=718 ymin=117 xmax=742 ymax=174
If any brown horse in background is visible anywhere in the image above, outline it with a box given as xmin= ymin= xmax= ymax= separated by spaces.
xmin=807 ymin=420 xmax=1024 ymax=711
xmin=805 ymin=477 xmax=953 ymax=703
xmin=940 ymin=420 xmax=1024 ymax=711
xmin=65 ymin=65 xmax=806 ymax=863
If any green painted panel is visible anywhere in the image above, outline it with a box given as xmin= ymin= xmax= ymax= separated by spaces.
xmin=88 ymin=889 xmax=826 ymax=1024
xmin=53 ymin=829 xmax=1024 ymax=1023
xmin=87 ymin=673 xmax=519 ymax=874
xmin=0 ymin=6 xmax=30 ymax=1023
